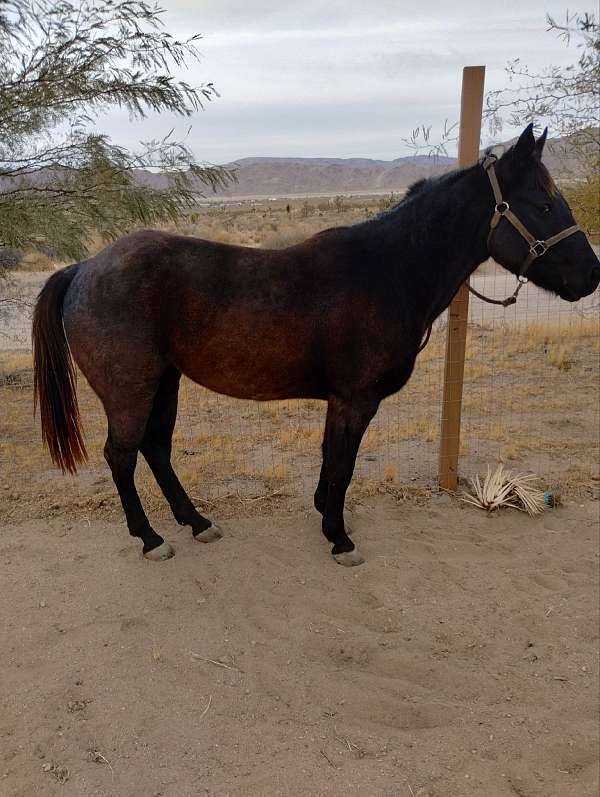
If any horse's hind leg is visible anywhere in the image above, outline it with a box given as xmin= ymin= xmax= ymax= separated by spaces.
xmin=103 ymin=392 xmax=174 ymax=561
xmin=140 ymin=368 xmax=222 ymax=543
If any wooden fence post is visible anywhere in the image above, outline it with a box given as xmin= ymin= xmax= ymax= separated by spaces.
xmin=438 ymin=65 xmax=486 ymax=491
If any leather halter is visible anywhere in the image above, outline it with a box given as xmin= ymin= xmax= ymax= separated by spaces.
xmin=418 ymin=153 xmax=582 ymax=354
xmin=468 ymin=153 xmax=582 ymax=307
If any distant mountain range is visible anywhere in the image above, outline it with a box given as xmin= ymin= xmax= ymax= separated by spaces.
xmin=214 ymin=154 xmax=458 ymax=197
xmin=2 ymin=136 xmax=583 ymax=200
xmin=140 ymin=137 xmax=581 ymax=198
xmin=131 ymin=153 xmax=459 ymax=199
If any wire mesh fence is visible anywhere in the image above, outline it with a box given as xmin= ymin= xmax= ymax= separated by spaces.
xmin=459 ymin=262 xmax=599 ymax=489
xmin=171 ymin=256 xmax=599 ymax=505
xmin=1 ymin=254 xmax=598 ymax=507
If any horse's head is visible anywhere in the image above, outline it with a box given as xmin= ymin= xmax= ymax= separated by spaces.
xmin=486 ymin=124 xmax=600 ymax=302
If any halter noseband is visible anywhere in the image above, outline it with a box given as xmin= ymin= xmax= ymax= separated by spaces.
xmin=418 ymin=153 xmax=582 ymax=354
xmin=468 ymin=153 xmax=581 ymax=308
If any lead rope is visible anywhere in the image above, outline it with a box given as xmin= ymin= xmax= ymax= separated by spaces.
xmin=468 ymin=278 xmax=526 ymax=307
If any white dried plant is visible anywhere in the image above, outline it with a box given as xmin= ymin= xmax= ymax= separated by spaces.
xmin=461 ymin=464 xmax=546 ymax=516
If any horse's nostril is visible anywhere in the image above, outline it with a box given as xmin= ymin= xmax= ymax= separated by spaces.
xmin=591 ymin=265 xmax=600 ymax=286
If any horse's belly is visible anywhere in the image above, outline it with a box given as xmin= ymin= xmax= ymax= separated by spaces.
xmin=170 ymin=333 xmax=323 ymax=401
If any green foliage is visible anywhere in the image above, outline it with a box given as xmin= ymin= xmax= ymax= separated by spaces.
xmin=485 ymin=12 xmax=599 ymax=145
xmin=405 ymin=10 xmax=599 ymax=232
xmin=562 ymin=171 xmax=600 ymax=235
xmin=485 ymin=11 xmax=599 ymax=226
xmin=0 ymin=0 xmax=235 ymax=267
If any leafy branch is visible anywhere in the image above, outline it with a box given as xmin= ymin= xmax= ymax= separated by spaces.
xmin=0 ymin=0 xmax=235 ymax=271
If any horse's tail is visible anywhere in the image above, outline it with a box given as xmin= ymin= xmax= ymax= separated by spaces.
xmin=32 ymin=264 xmax=87 ymax=474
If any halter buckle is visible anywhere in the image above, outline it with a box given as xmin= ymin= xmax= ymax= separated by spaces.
xmin=518 ymin=275 xmax=529 ymax=284
xmin=482 ymin=153 xmax=498 ymax=171
xmin=495 ymin=200 xmax=509 ymax=214
xmin=530 ymin=240 xmax=547 ymax=257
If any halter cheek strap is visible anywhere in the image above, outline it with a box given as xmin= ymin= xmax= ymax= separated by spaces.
xmin=468 ymin=154 xmax=581 ymax=308
xmin=419 ymin=154 xmax=583 ymax=354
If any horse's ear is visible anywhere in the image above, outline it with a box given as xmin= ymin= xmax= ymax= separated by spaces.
xmin=534 ymin=127 xmax=548 ymax=159
xmin=512 ymin=123 xmax=536 ymax=164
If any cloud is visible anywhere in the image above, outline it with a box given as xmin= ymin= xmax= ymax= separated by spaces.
xmin=99 ymin=1 xmax=579 ymax=161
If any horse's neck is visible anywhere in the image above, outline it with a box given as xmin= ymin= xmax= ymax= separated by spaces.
xmin=375 ymin=166 xmax=492 ymax=327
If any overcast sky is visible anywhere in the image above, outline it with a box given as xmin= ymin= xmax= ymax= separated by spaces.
xmin=103 ymin=1 xmax=580 ymax=163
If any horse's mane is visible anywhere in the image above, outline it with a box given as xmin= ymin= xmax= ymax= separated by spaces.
xmin=404 ymin=178 xmax=427 ymax=200
xmin=313 ymin=144 xmax=557 ymax=242
xmin=368 ymin=167 xmax=468 ymax=224
xmin=397 ymin=144 xmax=558 ymax=206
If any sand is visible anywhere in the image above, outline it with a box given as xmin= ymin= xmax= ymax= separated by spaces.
xmin=1 ymin=495 xmax=598 ymax=797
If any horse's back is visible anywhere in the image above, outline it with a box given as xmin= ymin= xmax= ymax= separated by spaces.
xmin=61 ymin=230 xmax=330 ymax=399
xmin=61 ymin=227 xmax=398 ymax=402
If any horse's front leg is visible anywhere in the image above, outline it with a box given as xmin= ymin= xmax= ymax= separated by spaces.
xmin=313 ymin=415 xmax=330 ymax=515
xmin=321 ymin=393 xmax=379 ymax=566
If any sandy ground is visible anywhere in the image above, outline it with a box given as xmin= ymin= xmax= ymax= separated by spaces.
xmin=1 ymin=495 xmax=598 ymax=797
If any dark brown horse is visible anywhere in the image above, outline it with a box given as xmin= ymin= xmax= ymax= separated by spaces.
xmin=32 ymin=125 xmax=600 ymax=565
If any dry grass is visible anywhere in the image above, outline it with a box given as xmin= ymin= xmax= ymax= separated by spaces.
xmin=2 ymin=320 xmax=595 ymax=527
xmin=1 ymin=202 xmax=598 ymax=521
xmin=383 ymin=463 xmax=398 ymax=483
xmin=263 ymin=463 xmax=289 ymax=481
xmin=279 ymin=426 xmax=322 ymax=448
xmin=260 ymin=223 xmax=317 ymax=250
xmin=158 ymin=195 xmax=378 ymax=252
xmin=461 ymin=464 xmax=546 ymax=515
xmin=547 ymin=343 xmax=574 ymax=371
xmin=8 ymin=195 xmax=381 ymax=276
xmin=500 ymin=442 xmax=522 ymax=461
xmin=363 ymin=416 xmax=438 ymax=448
xmin=17 ymin=251 xmax=59 ymax=271
xmin=0 ymin=350 xmax=33 ymax=385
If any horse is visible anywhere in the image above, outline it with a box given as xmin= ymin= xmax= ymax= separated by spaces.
xmin=32 ymin=124 xmax=600 ymax=566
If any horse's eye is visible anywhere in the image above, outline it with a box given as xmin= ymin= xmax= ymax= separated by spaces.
xmin=543 ymin=203 xmax=552 ymax=213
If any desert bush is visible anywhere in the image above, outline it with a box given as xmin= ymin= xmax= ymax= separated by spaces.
xmin=18 ymin=251 xmax=56 ymax=272
xmin=0 ymin=0 xmax=233 ymax=265
xmin=261 ymin=225 xmax=313 ymax=249
xmin=300 ymin=201 xmax=313 ymax=218
xmin=563 ymin=169 xmax=600 ymax=236
xmin=333 ymin=195 xmax=346 ymax=213
xmin=378 ymin=192 xmax=402 ymax=213
xmin=0 ymin=247 xmax=23 ymax=272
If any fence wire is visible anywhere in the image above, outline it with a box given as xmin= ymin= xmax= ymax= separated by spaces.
xmin=1 ymin=255 xmax=597 ymax=506
xmin=174 ymin=257 xmax=598 ymax=504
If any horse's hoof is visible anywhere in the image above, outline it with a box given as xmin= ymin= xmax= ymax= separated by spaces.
xmin=143 ymin=541 xmax=175 ymax=561
xmin=193 ymin=523 xmax=223 ymax=543
xmin=333 ymin=548 xmax=365 ymax=567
